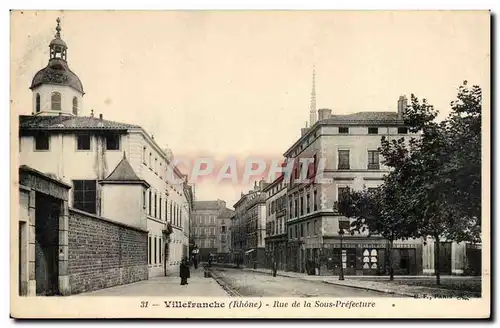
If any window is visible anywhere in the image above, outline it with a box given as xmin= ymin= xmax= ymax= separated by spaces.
xmin=368 ymin=127 xmax=378 ymax=134
xmin=338 ymin=150 xmax=350 ymax=169
xmin=306 ymin=193 xmax=310 ymax=213
xmin=148 ymin=189 xmax=152 ymax=216
xmin=339 ymin=127 xmax=349 ymax=134
xmin=155 ymin=158 xmax=158 ymax=174
xmin=221 ymin=226 xmax=226 ymax=233
xmin=398 ymin=127 xmax=408 ymax=134
xmin=368 ymin=150 xmax=380 ymax=170
xmin=77 ymin=133 xmax=91 ymax=150
xmin=142 ymin=147 xmax=147 ymax=164
xmin=300 ymin=196 xmax=304 ymax=216
xmin=294 ymin=199 xmax=298 ymax=218
xmin=148 ymin=236 xmax=152 ymax=265
xmin=35 ymin=133 xmax=49 ymax=150
xmin=36 ymin=94 xmax=41 ymax=113
xmin=159 ymin=238 xmax=162 ymax=263
xmin=105 ymin=134 xmax=120 ymax=150
xmin=307 ymin=222 xmax=311 ymax=237
xmin=73 ymin=180 xmax=97 ymax=214
xmin=51 ymin=92 xmax=61 ymax=111
xmin=159 ymin=196 xmax=162 ymax=220
xmin=169 ymin=202 xmax=172 ymax=223
xmin=154 ymin=237 xmax=157 ymax=264
xmin=338 ymin=187 xmax=350 ymax=203
xmin=165 ymin=199 xmax=168 ymax=221
xmin=72 ymin=97 xmax=78 ymax=115
xmin=154 ymin=193 xmax=157 ymax=218
xmin=142 ymin=189 xmax=146 ymax=209
xmin=314 ymin=189 xmax=318 ymax=211
xmin=149 ymin=153 xmax=152 ymax=167
xmin=339 ymin=219 xmax=350 ymax=232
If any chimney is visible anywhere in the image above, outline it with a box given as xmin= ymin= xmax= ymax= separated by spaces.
xmin=99 ymin=113 xmax=103 ymax=120
xmin=398 ymin=96 xmax=408 ymax=119
xmin=318 ymin=108 xmax=332 ymax=121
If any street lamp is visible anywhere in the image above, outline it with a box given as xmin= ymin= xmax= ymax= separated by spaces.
xmin=338 ymin=228 xmax=345 ymax=281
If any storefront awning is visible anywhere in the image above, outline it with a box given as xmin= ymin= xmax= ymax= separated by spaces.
xmin=245 ymin=249 xmax=255 ymax=254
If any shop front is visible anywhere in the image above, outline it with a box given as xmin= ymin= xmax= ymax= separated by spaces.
xmin=320 ymin=239 xmax=423 ymax=276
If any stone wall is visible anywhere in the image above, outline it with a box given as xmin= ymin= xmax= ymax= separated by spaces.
xmin=68 ymin=208 xmax=148 ymax=294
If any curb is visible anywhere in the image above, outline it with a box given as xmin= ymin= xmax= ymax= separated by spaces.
xmin=245 ymin=269 xmax=415 ymax=297
xmin=209 ymin=269 xmax=242 ymax=297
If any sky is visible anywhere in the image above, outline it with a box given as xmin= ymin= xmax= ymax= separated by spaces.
xmin=10 ymin=10 xmax=490 ymax=208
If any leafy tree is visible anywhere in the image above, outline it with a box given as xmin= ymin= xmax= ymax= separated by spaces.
xmin=337 ymin=178 xmax=414 ymax=281
xmin=378 ymin=81 xmax=482 ymax=284
xmin=441 ymin=81 xmax=482 ymax=243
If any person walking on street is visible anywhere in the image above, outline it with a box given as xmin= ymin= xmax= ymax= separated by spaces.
xmin=180 ymin=257 xmax=190 ymax=285
xmin=193 ymin=255 xmax=198 ymax=269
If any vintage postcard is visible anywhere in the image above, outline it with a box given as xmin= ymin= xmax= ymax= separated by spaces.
xmin=10 ymin=10 xmax=490 ymax=319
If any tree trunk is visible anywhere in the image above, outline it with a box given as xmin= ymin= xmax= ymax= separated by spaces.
xmin=434 ymin=236 xmax=441 ymax=285
xmin=389 ymin=238 xmax=394 ymax=281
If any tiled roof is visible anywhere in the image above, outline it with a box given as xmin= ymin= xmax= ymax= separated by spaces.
xmin=102 ymin=153 xmax=149 ymax=188
xmin=194 ymin=201 xmax=222 ymax=210
xmin=324 ymin=111 xmax=401 ymax=123
xmin=19 ymin=115 xmax=140 ymax=130
xmin=220 ymin=208 xmax=235 ymax=218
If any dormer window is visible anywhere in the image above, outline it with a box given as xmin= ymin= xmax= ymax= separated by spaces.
xmin=72 ymin=97 xmax=78 ymax=115
xmin=368 ymin=127 xmax=378 ymax=135
xmin=51 ymin=92 xmax=61 ymax=111
xmin=36 ymin=94 xmax=41 ymax=113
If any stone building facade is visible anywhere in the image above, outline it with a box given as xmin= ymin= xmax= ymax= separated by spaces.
xmin=282 ymin=80 xmax=424 ymax=275
xmin=17 ymin=165 xmax=148 ymax=296
xmin=191 ymin=200 xmax=234 ymax=262
xmin=232 ymin=180 xmax=268 ymax=268
xmin=264 ymin=175 xmax=287 ymax=270
xmin=17 ymin=18 xmax=190 ymax=282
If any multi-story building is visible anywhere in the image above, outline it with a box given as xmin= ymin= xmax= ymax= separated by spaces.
xmin=18 ymin=18 xmax=190 ymax=279
xmin=232 ymin=180 xmax=268 ymax=268
xmin=283 ymin=70 xmax=423 ymax=276
xmin=191 ymin=200 xmax=234 ymax=262
xmin=263 ymin=175 xmax=287 ymax=270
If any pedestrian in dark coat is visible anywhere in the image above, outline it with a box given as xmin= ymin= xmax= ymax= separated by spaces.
xmin=180 ymin=257 xmax=190 ymax=285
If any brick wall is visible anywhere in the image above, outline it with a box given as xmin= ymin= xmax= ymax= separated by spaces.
xmin=68 ymin=208 xmax=148 ymax=294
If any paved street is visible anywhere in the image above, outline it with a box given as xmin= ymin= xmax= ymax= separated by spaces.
xmin=75 ymin=267 xmax=228 ymax=297
xmin=210 ymin=267 xmax=397 ymax=297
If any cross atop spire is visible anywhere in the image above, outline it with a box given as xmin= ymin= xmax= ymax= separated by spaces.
xmin=55 ymin=17 xmax=61 ymax=38
xmin=309 ymin=66 xmax=317 ymax=126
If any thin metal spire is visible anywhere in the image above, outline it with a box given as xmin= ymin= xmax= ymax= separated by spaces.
xmin=309 ymin=66 xmax=317 ymax=126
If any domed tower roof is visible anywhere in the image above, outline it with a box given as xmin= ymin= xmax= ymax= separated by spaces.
xmin=30 ymin=18 xmax=84 ymax=94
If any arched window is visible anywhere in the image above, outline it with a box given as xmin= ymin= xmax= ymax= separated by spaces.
xmin=35 ymin=94 xmax=41 ymax=113
xmin=51 ymin=92 xmax=61 ymax=111
xmin=72 ymin=97 xmax=78 ymax=115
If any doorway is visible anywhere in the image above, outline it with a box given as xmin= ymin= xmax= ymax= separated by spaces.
xmin=438 ymin=242 xmax=452 ymax=275
xmin=35 ymin=193 xmax=60 ymax=296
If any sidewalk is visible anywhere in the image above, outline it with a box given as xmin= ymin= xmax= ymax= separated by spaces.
xmin=215 ymin=265 xmax=481 ymax=298
xmin=76 ymin=267 xmax=228 ymax=297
